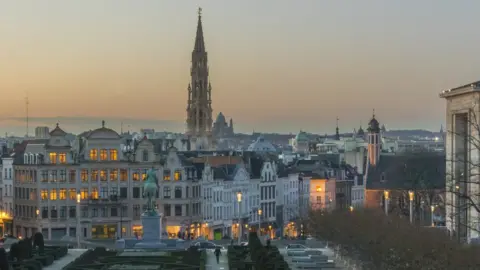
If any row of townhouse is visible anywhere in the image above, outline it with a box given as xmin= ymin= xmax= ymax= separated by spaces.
xmin=0 ymin=122 xmax=368 ymax=241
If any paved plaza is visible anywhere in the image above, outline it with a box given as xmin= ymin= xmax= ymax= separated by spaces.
xmin=206 ymin=249 xmax=229 ymax=270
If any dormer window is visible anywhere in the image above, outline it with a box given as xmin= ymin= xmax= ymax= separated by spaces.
xmin=380 ymin=172 xmax=386 ymax=182
xmin=142 ymin=150 xmax=149 ymax=162
xmin=174 ymin=170 xmax=182 ymax=181
xmin=59 ymin=153 xmax=67 ymax=164
xmin=49 ymin=153 xmax=57 ymax=164
xmin=89 ymin=149 xmax=98 ymax=160
xmin=23 ymin=154 xmax=28 ymax=164
xmin=29 ymin=154 xmax=34 ymax=164
xmin=100 ymin=149 xmax=108 ymax=161
xmin=110 ymin=149 xmax=118 ymax=161
xmin=163 ymin=170 xmax=171 ymax=181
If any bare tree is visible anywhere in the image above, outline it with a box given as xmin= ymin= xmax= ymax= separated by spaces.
xmin=445 ymin=107 xmax=480 ymax=242
xmin=396 ymin=152 xmax=445 ymax=224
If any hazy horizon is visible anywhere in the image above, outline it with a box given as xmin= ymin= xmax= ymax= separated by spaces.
xmin=2 ymin=1 xmax=480 ymax=136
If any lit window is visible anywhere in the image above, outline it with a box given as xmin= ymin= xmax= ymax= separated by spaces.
xmin=100 ymin=149 xmax=108 ymax=161
xmin=110 ymin=149 xmax=118 ymax=161
xmin=50 ymin=189 xmax=57 ymax=200
xmin=69 ymin=188 xmax=76 ymax=200
xmin=163 ymin=170 xmax=171 ymax=181
xmin=59 ymin=153 xmax=67 ymax=164
xmin=316 ymin=186 xmax=322 ymax=192
xmin=80 ymin=188 xmax=88 ymax=200
xmin=133 ymin=172 xmax=140 ymax=182
xmin=81 ymin=169 xmax=88 ymax=182
xmin=174 ymin=171 xmax=182 ymax=181
xmin=120 ymin=169 xmax=128 ymax=181
xmin=142 ymin=170 xmax=147 ymax=181
xmin=59 ymin=188 xmax=67 ymax=200
xmin=91 ymin=188 xmax=99 ymax=199
xmin=100 ymin=170 xmax=107 ymax=181
xmin=90 ymin=149 xmax=98 ymax=160
xmin=41 ymin=189 xmax=48 ymax=200
xmin=110 ymin=169 xmax=118 ymax=181
xmin=49 ymin=153 xmax=57 ymax=164
xmin=91 ymin=170 xmax=98 ymax=182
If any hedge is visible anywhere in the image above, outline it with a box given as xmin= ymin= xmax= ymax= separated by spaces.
xmin=308 ymin=208 xmax=480 ymax=270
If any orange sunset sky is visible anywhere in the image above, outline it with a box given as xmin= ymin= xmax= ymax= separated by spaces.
xmin=1 ymin=0 xmax=480 ymax=135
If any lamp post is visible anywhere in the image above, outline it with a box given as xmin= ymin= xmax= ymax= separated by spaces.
xmin=35 ymin=209 xmax=41 ymax=234
xmin=257 ymin=208 xmax=262 ymax=236
xmin=349 ymin=206 xmax=354 ymax=212
xmin=236 ymin=191 xmax=242 ymax=245
xmin=408 ymin=191 xmax=414 ymax=224
xmin=431 ymin=205 xmax=435 ymax=227
xmin=384 ymin=190 xmax=389 ymax=215
xmin=76 ymin=193 xmax=81 ymax=248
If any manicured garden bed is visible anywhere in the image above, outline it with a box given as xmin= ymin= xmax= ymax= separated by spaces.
xmin=3 ymin=232 xmax=69 ymax=270
xmin=227 ymin=232 xmax=290 ymax=270
xmin=63 ymin=247 xmax=206 ymax=270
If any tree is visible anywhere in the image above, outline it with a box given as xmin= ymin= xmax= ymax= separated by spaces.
xmin=445 ymin=108 xmax=480 ymax=242
xmin=308 ymin=208 xmax=480 ymax=269
xmin=398 ymin=152 xmax=445 ymax=224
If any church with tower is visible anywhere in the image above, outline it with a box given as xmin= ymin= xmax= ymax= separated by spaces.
xmin=185 ymin=8 xmax=235 ymax=150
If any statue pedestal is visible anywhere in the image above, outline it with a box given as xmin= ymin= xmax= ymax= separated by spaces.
xmin=141 ymin=212 xmax=161 ymax=240
xmin=133 ymin=211 xmax=166 ymax=249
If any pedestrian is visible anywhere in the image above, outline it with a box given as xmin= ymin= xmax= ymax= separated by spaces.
xmin=214 ymin=246 xmax=221 ymax=264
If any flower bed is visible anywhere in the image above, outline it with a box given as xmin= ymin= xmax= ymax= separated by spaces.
xmin=63 ymin=247 xmax=206 ymax=270
xmin=4 ymin=233 xmax=68 ymax=270
xmin=309 ymin=208 xmax=480 ymax=270
xmin=248 ymin=232 xmax=290 ymax=270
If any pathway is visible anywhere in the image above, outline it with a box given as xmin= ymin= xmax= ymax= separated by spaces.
xmin=205 ymin=249 xmax=229 ymax=270
xmin=43 ymin=249 xmax=87 ymax=270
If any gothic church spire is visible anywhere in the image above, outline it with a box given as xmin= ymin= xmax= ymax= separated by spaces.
xmin=194 ymin=7 xmax=205 ymax=52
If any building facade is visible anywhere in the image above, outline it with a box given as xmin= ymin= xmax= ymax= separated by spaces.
xmin=440 ymin=81 xmax=480 ymax=243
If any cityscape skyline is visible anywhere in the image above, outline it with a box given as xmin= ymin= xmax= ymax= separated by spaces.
xmin=2 ymin=1 xmax=480 ymax=135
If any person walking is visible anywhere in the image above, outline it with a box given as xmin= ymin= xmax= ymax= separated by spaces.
xmin=214 ymin=246 xmax=221 ymax=264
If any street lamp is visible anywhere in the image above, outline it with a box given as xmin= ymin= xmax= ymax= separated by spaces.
xmin=408 ymin=191 xmax=414 ymax=224
xmin=257 ymin=208 xmax=262 ymax=236
xmin=384 ymin=190 xmax=390 ymax=215
xmin=36 ymin=209 xmax=41 ymax=234
xmin=431 ymin=205 xmax=435 ymax=227
xmin=76 ymin=193 xmax=81 ymax=248
xmin=349 ymin=206 xmax=354 ymax=212
xmin=236 ymin=191 xmax=242 ymax=244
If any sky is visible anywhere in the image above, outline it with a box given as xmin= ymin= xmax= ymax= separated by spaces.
xmin=1 ymin=0 xmax=480 ymax=136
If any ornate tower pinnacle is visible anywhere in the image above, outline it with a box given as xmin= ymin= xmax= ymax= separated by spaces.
xmin=186 ymin=7 xmax=213 ymax=138
xmin=335 ymin=117 xmax=340 ymax=140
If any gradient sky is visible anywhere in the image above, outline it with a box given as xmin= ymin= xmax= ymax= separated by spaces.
xmin=1 ymin=0 xmax=480 ymax=136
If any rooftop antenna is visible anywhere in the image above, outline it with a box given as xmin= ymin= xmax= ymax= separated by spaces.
xmin=25 ymin=96 xmax=29 ymax=137
xmin=121 ymin=121 xmax=124 ymax=134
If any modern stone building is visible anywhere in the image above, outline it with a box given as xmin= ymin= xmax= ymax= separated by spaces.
xmin=440 ymin=80 xmax=480 ymax=243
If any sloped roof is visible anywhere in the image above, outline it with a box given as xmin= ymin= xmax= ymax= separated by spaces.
xmin=49 ymin=124 xmax=67 ymax=136
xmin=366 ymin=153 xmax=445 ymax=190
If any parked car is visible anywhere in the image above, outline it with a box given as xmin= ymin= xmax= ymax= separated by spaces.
xmin=285 ymin=244 xmax=307 ymax=250
xmin=192 ymin=241 xmax=221 ymax=251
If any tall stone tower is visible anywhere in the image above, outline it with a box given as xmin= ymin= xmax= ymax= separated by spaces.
xmin=367 ymin=110 xmax=381 ymax=166
xmin=186 ymin=7 xmax=213 ymax=142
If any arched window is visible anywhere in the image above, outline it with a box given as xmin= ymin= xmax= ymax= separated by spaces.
xmin=24 ymin=154 xmax=28 ymax=164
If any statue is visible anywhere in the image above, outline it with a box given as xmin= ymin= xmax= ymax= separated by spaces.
xmin=143 ymin=169 xmax=158 ymax=214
